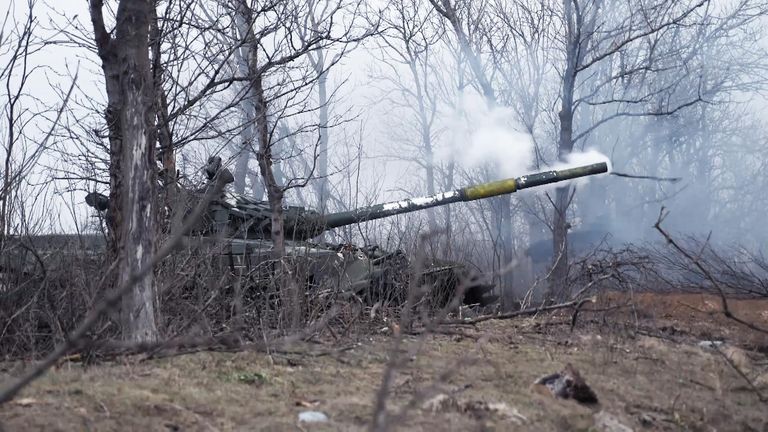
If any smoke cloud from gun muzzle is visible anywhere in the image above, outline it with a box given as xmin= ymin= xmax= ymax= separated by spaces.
xmin=441 ymin=93 xmax=612 ymax=189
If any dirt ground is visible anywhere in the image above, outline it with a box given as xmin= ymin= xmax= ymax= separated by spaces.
xmin=1 ymin=292 xmax=767 ymax=432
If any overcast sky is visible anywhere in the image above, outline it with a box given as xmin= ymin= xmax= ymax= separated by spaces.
xmin=6 ymin=0 xmax=768 ymax=239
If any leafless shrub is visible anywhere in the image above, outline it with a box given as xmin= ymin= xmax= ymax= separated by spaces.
xmin=0 ymin=234 xmax=114 ymax=359
xmin=0 ymin=221 xmax=486 ymax=363
xmin=654 ymin=208 xmax=768 ymax=334
xmin=564 ymin=236 xmax=768 ymax=300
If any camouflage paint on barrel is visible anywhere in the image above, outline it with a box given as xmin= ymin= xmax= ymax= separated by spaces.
xmin=321 ymin=162 xmax=607 ymax=233
xmin=461 ymin=178 xmax=518 ymax=201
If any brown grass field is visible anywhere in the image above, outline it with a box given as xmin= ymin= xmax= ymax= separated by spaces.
xmin=1 ymin=291 xmax=766 ymax=431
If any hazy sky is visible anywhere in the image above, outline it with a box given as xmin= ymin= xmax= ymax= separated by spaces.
xmin=6 ymin=0 xmax=767 ymax=244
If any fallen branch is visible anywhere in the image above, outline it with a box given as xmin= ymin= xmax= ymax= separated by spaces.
xmin=714 ymin=346 xmax=767 ymax=403
xmin=83 ymin=335 xmax=357 ymax=362
xmin=458 ymin=254 xmax=617 ymax=328
xmin=88 ymin=303 xmax=346 ymax=362
xmin=441 ymin=298 xmax=592 ymax=325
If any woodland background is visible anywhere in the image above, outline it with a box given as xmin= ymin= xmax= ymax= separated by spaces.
xmin=1 ymin=0 xmax=768 ymax=343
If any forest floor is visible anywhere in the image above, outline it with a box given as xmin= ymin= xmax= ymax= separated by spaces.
xmin=1 ymin=291 xmax=767 ymax=431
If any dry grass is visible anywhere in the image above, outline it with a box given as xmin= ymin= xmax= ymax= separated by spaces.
xmin=1 ymin=291 xmax=767 ymax=431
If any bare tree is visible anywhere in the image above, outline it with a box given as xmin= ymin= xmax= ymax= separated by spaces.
xmin=302 ymin=2 xmax=337 ymax=215
xmin=427 ymin=0 xmax=518 ymax=293
xmin=88 ymin=0 xmax=159 ymax=342
xmin=543 ymin=0 xmax=768 ymax=300
xmin=373 ymin=0 xmax=444 ymax=234
xmin=226 ymin=0 xmax=372 ymax=327
xmin=0 ymin=1 xmax=73 ymax=244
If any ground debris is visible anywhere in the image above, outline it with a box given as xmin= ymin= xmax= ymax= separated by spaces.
xmin=422 ymin=394 xmax=459 ymax=413
xmin=421 ymin=394 xmax=526 ymax=424
xmin=461 ymin=400 xmax=527 ymax=423
xmin=594 ymin=410 xmax=633 ymax=432
xmin=298 ymin=410 xmax=329 ymax=423
xmin=697 ymin=340 xmax=725 ymax=349
xmin=756 ymin=372 xmax=768 ymax=389
xmin=12 ymin=398 xmax=38 ymax=407
xmin=719 ymin=345 xmax=755 ymax=372
xmin=295 ymin=399 xmax=322 ymax=408
xmin=533 ymin=363 xmax=599 ymax=404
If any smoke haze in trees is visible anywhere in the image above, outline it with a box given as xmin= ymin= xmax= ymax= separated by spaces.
xmin=440 ymin=92 xmax=611 ymax=189
xmin=438 ymin=92 xmax=534 ymax=178
xmin=5 ymin=0 xmax=768 ymax=260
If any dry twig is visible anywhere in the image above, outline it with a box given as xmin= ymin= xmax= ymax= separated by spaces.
xmin=654 ymin=207 xmax=768 ymax=335
xmin=714 ymin=346 xmax=767 ymax=403
xmin=0 ymin=179 xmax=227 ymax=404
xmin=441 ymin=298 xmax=592 ymax=326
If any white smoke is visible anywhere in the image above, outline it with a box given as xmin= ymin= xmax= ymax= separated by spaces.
xmin=437 ymin=92 xmax=534 ymax=178
xmin=465 ymin=126 xmax=535 ymax=178
xmin=438 ymin=92 xmax=612 ymax=187
xmin=549 ymin=148 xmax=613 ymax=172
xmin=540 ymin=148 xmax=613 ymax=190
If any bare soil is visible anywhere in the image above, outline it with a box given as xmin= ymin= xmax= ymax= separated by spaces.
xmin=1 ymin=292 xmax=767 ymax=431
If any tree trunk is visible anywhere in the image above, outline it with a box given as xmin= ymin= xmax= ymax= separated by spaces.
xmin=443 ymin=161 xmax=455 ymax=257
xmin=150 ymin=6 xmax=177 ymax=233
xmin=550 ymin=185 xmax=571 ymax=300
xmin=549 ymin=106 xmax=575 ymax=300
xmin=233 ymin=0 xmax=256 ymax=195
xmin=90 ymin=0 xmax=159 ymax=342
xmin=0 ymin=128 xmax=13 ymax=243
xmin=408 ymin=60 xmax=438 ymax=234
xmin=251 ymin=76 xmax=283 ymax=257
xmin=120 ymin=85 xmax=159 ymax=342
xmin=500 ymin=199 xmax=515 ymax=297
xmin=248 ymin=170 xmax=265 ymax=201
xmin=233 ymin=90 xmax=256 ymax=195
xmin=431 ymin=2 xmax=516 ymax=287
xmin=317 ymin=61 xmax=330 ymax=214
xmin=252 ymin=73 xmax=300 ymax=329
xmin=549 ymin=1 xmax=578 ymax=301
xmin=117 ymin=0 xmax=158 ymax=342
xmin=234 ymin=139 xmax=252 ymax=195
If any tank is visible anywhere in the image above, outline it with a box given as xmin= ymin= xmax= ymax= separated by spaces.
xmin=162 ymin=158 xmax=609 ymax=309
xmin=4 ymin=159 xmax=607 ymax=311
xmin=0 ymin=160 xmax=607 ymax=357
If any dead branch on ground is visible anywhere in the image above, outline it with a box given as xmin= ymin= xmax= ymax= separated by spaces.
xmin=714 ymin=345 xmax=767 ymax=403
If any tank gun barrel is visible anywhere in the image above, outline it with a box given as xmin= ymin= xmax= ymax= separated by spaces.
xmin=322 ymin=162 xmax=608 ymax=231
